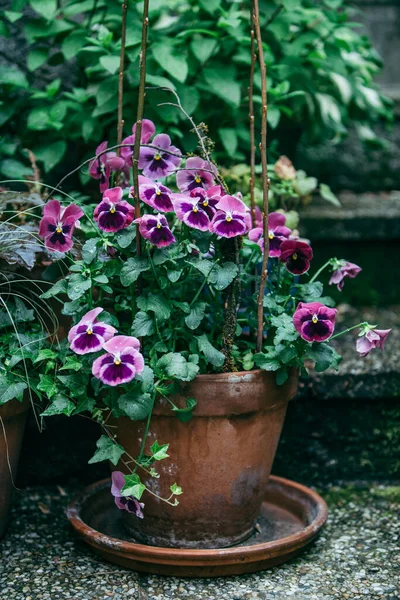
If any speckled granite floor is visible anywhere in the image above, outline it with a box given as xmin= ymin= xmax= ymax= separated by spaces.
xmin=0 ymin=483 xmax=399 ymax=600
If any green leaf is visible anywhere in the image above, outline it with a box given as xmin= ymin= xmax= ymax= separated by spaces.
xmin=196 ymin=334 xmax=225 ymax=367
xmin=131 ymin=311 xmax=155 ymax=337
xmin=137 ymin=366 xmax=155 ymax=393
xmin=156 ymin=352 xmax=199 ymax=382
xmin=279 ymin=347 xmax=297 ymax=364
xmin=33 ymin=349 xmax=57 ymax=364
xmin=209 ymin=262 xmax=238 ymax=291
xmin=167 ymin=269 xmax=182 ymax=283
xmin=152 ymin=43 xmax=188 ymax=83
xmin=30 ymin=0 xmax=57 ymax=20
xmin=88 ymin=435 xmax=124 ymax=466
xmin=99 ymin=55 xmax=120 ymax=75
xmin=276 ymin=369 xmax=289 ymax=386
xmin=270 ymin=314 xmax=298 ymax=345
xmin=170 ymin=482 xmax=183 ymax=495
xmin=199 ymin=0 xmax=221 ymax=14
xmin=137 ymin=293 xmax=171 ymax=322
xmin=40 ymin=278 xmax=68 ymax=299
xmin=0 ymin=159 xmax=30 ymax=179
xmin=121 ymin=473 xmax=146 ymax=500
xmin=118 ymin=391 xmax=153 ymax=420
xmin=34 ymin=141 xmax=67 ymax=172
xmin=171 ymin=397 xmax=197 ymax=423
xmin=59 ymin=356 xmax=82 ymax=372
xmin=0 ymin=65 xmax=28 ymax=87
xmin=116 ymin=227 xmax=136 ymax=249
xmin=120 ymin=257 xmax=150 ymax=286
xmin=297 ymin=282 xmax=323 ymax=301
xmin=0 ymin=381 xmax=27 ymax=404
xmin=146 ymin=73 xmax=176 ymax=91
xmin=27 ymin=109 xmax=51 ymax=131
xmin=267 ymin=106 xmax=281 ymax=129
xmin=203 ymin=66 xmax=241 ymax=108
xmin=185 ymin=302 xmax=207 ymax=330
xmin=37 ymin=374 xmax=57 ymax=399
xmin=73 ymin=397 xmax=96 ymax=415
xmin=254 ymin=349 xmax=281 ymax=372
xmin=62 ymin=30 xmax=87 ymax=60
xmin=67 ymin=273 xmax=92 ymax=301
xmin=320 ymin=183 xmax=341 ymax=207
xmin=41 ymin=394 xmax=75 ymax=416
xmin=306 ymin=343 xmax=341 ymax=372
xmin=190 ymin=36 xmax=217 ymax=63
xmin=82 ymin=238 xmax=100 ymax=265
xmin=27 ymin=48 xmax=48 ymax=71
xmin=218 ymin=128 xmax=238 ymax=156
xmin=150 ymin=440 xmax=169 ymax=461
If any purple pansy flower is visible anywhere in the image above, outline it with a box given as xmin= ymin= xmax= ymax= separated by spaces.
xmin=293 ymin=302 xmax=337 ymax=343
xmin=111 ymin=471 xmax=144 ymax=518
xmin=356 ymin=328 xmax=391 ymax=357
xmin=93 ymin=187 xmax=135 ymax=233
xmin=120 ymin=119 xmax=156 ymax=164
xmin=89 ymin=141 xmax=125 ymax=193
xmin=92 ymin=335 xmax=145 ymax=386
xmin=134 ymin=214 xmax=176 ymax=248
xmin=329 ymin=261 xmax=362 ymax=291
xmin=176 ymin=157 xmax=216 ymax=192
xmin=68 ymin=307 xmax=116 ymax=355
xmin=138 ymin=133 xmax=181 ymax=179
xmin=209 ymin=195 xmax=250 ymax=238
xmin=136 ymin=176 xmax=174 ymax=213
xmin=280 ymin=239 xmax=313 ymax=275
xmin=173 ymin=186 xmax=223 ymax=232
xmin=39 ymin=200 xmax=83 ymax=253
xmin=248 ymin=212 xmax=291 ymax=256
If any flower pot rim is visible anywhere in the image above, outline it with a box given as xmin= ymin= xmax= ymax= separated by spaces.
xmin=185 ymin=368 xmax=296 ymax=381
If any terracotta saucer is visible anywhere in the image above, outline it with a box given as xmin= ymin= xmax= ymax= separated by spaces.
xmin=67 ymin=475 xmax=328 ymax=577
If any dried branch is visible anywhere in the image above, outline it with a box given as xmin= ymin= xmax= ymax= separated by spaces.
xmin=254 ymin=0 xmax=270 ymax=353
xmin=248 ymin=0 xmax=256 ymax=228
xmin=115 ymin=0 xmax=128 ymax=187
xmin=132 ymin=0 xmax=150 ymax=258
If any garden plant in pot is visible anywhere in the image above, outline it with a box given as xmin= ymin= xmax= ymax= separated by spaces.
xmin=37 ymin=0 xmax=391 ymax=552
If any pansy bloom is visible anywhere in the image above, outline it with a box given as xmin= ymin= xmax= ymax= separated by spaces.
xmin=92 ymin=335 xmax=145 ymax=386
xmin=120 ymin=119 xmax=156 ymax=164
xmin=89 ymin=141 xmax=125 ymax=193
xmin=68 ymin=307 xmax=116 ymax=355
xmin=93 ymin=187 xmax=135 ymax=233
xmin=134 ymin=213 xmax=176 ymax=248
xmin=210 ymin=195 xmax=250 ymax=238
xmin=280 ymin=240 xmax=313 ymax=275
xmin=39 ymin=200 xmax=83 ymax=252
xmin=136 ymin=176 xmax=174 ymax=213
xmin=173 ymin=186 xmax=223 ymax=232
xmin=111 ymin=471 xmax=144 ymax=518
xmin=176 ymin=157 xmax=216 ymax=192
xmin=248 ymin=212 xmax=291 ymax=256
xmin=138 ymin=133 xmax=181 ymax=179
xmin=293 ymin=302 xmax=337 ymax=343
xmin=329 ymin=261 xmax=362 ymax=291
xmin=356 ymin=328 xmax=391 ymax=357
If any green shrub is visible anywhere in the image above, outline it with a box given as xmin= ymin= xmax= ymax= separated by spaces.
xmin=0 ymin=0 xmax=393 ymax=189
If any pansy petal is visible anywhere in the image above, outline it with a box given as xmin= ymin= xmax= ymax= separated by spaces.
xmin=111 ymin=471 xmax=125 ymax=497
xmin=216 ymin=195 xmax=247 ymax=215
xmin=103 ymin=335 xmax=141 ymax=354
xmin=43 ymin=199 xmax=61 ymax=221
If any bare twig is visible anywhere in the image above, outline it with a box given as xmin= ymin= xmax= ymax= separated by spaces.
xmin=115 ymin=0 xmax=128 ymax=185
xmin=254 ymin=0 xmax=270 ymax=353
xmin=248 ymin=0 xmax=256 ymax=228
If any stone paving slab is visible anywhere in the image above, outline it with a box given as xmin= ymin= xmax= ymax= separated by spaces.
xmin=0 ymin=484 xmax=399 ymax=600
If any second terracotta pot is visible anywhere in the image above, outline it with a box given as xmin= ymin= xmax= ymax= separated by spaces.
xmin=0 ymin=397 xmax=30 ymax=539
xmin=111 ymin=369 xmax=297 ymax=549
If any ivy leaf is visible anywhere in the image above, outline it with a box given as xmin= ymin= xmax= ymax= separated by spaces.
xmin=137 ymin=293 xmax=171 ymax=322
xmin=152 ymin=43 xmax=188 ymax=83
xmin=118 ymin=391 xmax=153 ymax=420
xmin=82 ymin=238 xmax=100 ymax=265
xmin=88 ymin=435 xmax=124 ymax=466
xmin=41 ymin=394 xmax=75 ymax=416
xmin=73 ymin=397 xmax=96 ymax=415
xmin=120 ymin=257 xmax=150 ymax=286
xmin=156 ymin=352 xmax=199 ymax=382
xmin=185 ymin=302 xmax=207 ymax=330
xmin=150 ymin=440 xmax=169 ymax=461
xmin=170 ymin=482 xmax=183 ymax=495
xmin=37 ymin=374 xmax=57 ymax=398
xmin=171 ymin=397 xmax=197 ymax=423
xmin=196 ymin=334 xmax=225 ymax=367
xmin=59 ymin=357 xmax=82 ymax=372
xmin=209 ymin=262 xmax=238 ymax=291
xmin=33 ymin=349 xmax=57 ymax=363
xmin=0 ymin=381 xmax=27 ymax=404
xmin=121 ymin=473 xmax=146 ymax=500
xmin=131 ymin=311 xmax=155 ymax=337
xmin=67 ymin=273 xmax=92 ymax=301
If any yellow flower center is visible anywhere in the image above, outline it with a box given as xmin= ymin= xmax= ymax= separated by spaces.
xmin=193 ymin=206 xmax=198 ymax=213
xmin=114 ymin=358 xmax=121 ymax=365
xmin=110 ymin=207 xmax=116 ymax=214
xmin=157 ymin=222 xmax=162 ymax=229
xmin=226 ymin=215 xmax=232 ymax=222
xmin=312 ymin=315 xmax=318 ymax=324
xmin=56 ymin=227 xmax=62 ymax=234
xmin=268 ymin=232 xmax=274 ymax=240
xmin=292 ymin=253 xmax=298 ymax=260
xmin=156 ymin=190 xmax=161 ymax=196
xmin=154 ymin=153 xmax=161 ymax=161
xmin=203 ymin=199 xmax=208 ymax=206
xmin=87 ymin=328 xmax=93 ymax=335
xmin=195 ymin=176 xmax=201 ymax=184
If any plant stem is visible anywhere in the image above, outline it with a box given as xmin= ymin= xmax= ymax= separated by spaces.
xmin=309 ymin=260 xmax=331 ymax=283
xmin=115 ymin=0 xmax=128 ymax=185
xmin=133 ymin=400 xmax=154 ymax=473
xmin=330 ymin=322 xmax=367 ymax=340
xmin=248 ymin=0 xmax=256 ymax=228
xmin=254 ymin=0 xmax=270 ymax=353
xmin=189 ymin=260 xmax=219 ymax=307
xmin=132 ymin=0 xmax=150 ymax=260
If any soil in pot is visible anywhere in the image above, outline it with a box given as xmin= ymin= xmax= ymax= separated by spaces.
xmin=110 ymin=369 xmax=298 ymax=549
xmin=0 ymin=397 xmax=30 ymax=538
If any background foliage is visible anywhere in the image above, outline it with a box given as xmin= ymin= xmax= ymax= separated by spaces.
xmin=0 ymin=0 xmax=393 ymax=192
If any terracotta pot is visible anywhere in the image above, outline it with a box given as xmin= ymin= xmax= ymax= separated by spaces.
xmin=110 ymin=369 xmax=298 ymax=549
xmin=0 ymin=397 xmax=30 ymax=538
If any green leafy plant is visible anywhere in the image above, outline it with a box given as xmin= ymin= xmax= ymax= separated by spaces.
xmin=0 ymin=0 xmax=393 ymax=187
